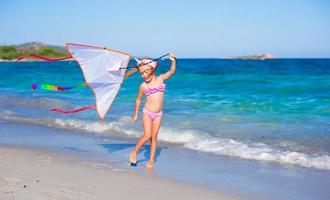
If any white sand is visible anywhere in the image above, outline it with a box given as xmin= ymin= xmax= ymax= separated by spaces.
xmin=0 ymin=146 xmax=242 ymax=200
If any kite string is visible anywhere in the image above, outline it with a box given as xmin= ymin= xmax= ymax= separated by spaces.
xmin=119 ymin=53 xmax=170 ymax=70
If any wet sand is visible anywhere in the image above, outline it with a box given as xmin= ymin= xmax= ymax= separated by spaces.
xmin=0 ymin=146 xmax=240 ymax=200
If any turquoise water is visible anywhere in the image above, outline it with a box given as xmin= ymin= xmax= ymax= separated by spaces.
xmin=0 ymin=59 xmax=330 ymax=170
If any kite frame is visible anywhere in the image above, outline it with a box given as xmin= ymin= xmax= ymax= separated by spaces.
xmin=65 ymin=42 xmax=131 ymax=121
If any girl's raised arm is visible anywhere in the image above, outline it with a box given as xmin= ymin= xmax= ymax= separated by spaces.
xmin=125 ymin=68 xmax=138 ymax=78
xmin=160 ymin=53 xmax=176 ymax=81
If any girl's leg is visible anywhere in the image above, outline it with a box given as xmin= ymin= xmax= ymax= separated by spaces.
xmin=130 ymin=112 xmax=152 ymax=164
xmin=146 ymin=116 xmax=162 ymax=168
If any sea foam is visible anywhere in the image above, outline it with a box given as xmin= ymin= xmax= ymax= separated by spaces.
xmin=1 ymin=111 xmax=330 ymax=171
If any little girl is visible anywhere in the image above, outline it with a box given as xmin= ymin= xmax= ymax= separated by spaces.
xmin=130 ymin=53 xmax=176 ymax=168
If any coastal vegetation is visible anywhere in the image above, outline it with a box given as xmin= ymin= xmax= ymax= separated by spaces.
xmin=0 ymin=42 xmax=66 ymax=61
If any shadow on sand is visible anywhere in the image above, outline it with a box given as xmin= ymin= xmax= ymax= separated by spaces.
xmin=99 ymin=143 xmax=167 ymax=164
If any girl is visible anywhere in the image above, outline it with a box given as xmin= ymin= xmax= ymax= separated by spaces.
xmin=130 ymin=53 xmax=176 ymax=168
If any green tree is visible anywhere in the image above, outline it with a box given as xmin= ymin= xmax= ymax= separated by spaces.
xmin=37 ymin=47 xmax=66 ymax=57
xmin=0 ymin=46 xmax=21 ymax=60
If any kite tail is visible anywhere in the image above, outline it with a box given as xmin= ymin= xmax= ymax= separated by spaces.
xmin=17 ymin=54 xmax=72 ymax=62
xmin=51 ymin=105 xmax=96 ymax=114
xmin=32 ymin=83 xmax=87 ymax=91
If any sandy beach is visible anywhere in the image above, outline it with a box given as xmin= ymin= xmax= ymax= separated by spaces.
xmin=0 ymin=146 xmax=239 ymax=200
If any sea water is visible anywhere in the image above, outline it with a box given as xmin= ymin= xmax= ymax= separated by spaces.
xmin=0 ymin=59 xmax=330 ymax=171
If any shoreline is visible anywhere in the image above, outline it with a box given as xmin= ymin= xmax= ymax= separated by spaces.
xmin=1 ymin=120 xmax=330 ymax=200
xmin=0 ymin=145 xmax=239 ymax=200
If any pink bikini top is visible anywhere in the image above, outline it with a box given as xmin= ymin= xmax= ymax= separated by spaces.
xmin=143 ymin=84 xmax=166 ymax=96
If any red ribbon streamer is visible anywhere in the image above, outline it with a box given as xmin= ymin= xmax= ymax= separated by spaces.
xmin=17 ymin=54 xmax=72 ymax=62
xmin=51 ymin=105 xmax=96 ymax=114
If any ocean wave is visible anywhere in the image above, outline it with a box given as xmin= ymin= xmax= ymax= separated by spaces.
xmin=0 ymin=95 xmax=74 ymax=109
xmin=1 ymin=111 xmax=330 ymax=171
xmin=184 ymin=138 xmax=330 ymax=170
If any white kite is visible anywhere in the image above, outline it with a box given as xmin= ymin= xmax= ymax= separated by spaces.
xmin=17 ymin=43 xmax=168 ymax=122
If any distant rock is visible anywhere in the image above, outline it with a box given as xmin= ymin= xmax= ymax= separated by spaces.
xmin=225 ymin=54 xmax=274 ymax=60
xmin=16 ymin=42 xmax=66 ymax=53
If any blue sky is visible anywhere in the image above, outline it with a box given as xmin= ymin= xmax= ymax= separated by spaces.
xmin=0 ymin=0 xmax=329 ymax=58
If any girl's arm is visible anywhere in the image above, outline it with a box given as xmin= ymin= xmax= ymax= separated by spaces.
xmin=125 ymin=68 xmax=138 ymax=78
xmin=159 ymin=53 xmax=176 ymax=81
xmin=131 ymin=84 xmax=144 ymax=124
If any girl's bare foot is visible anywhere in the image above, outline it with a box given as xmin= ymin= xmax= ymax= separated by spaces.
xmin=129 ymin=150 xmax=137 ymax=165
xmin=145 ymin=160 xmax=155 ymax=169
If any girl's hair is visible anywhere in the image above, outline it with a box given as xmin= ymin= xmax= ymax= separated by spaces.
xmin=137 ymin=57 xmax=159 ymax=72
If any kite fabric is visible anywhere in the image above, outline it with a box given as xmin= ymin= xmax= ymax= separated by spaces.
xmin=66 ymin=43 xmax=130 ymax=120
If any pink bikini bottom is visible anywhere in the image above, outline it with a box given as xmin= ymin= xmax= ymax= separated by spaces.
xmin=143 ymin=108 xmax=163 ymax=121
